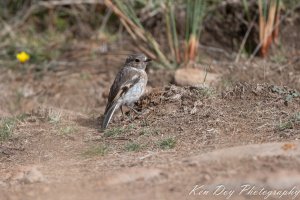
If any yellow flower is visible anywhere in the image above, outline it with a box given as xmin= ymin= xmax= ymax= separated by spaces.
xmin=16 ymin=51 xmax=30 ymax=63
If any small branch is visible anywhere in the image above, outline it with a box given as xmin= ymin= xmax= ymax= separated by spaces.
xmin=39 ymin=0 xmax=104 ymax=8
xmin=104 ymin=0 xmax=147 ymax=42
xmin=235 ymin=16 xmax=256 ymax=63
xmin=99 ymin=8 xmax=113 ymax=32
xmin=0 ymin=18 xmax=16 ymax=39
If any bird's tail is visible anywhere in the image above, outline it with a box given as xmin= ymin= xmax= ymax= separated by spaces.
xmin=102 ymin=101 xmax=120 ymax=129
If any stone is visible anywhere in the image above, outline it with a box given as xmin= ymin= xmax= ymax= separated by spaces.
xmin=174 ymin=68 xmax=220 ymax=86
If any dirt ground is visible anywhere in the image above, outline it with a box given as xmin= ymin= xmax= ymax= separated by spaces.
xmin=1 ymin=14 xmax=300 ymax=200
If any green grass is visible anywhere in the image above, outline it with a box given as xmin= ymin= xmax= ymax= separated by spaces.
xmin=83 ymin=145 xmax=108 ymax=157
xmin=0 ymin=118 xmax=16 ymax=141
xmin=158 ymin=137 xmax=176 ymax=150
xmin=295 ymin=112 xmax=300 ymax=121
xmin=124 ymin=142 xmax=141 ymax=152
xmin=269 ymin=86 xmax=299 ymax=105
xmin=104 ymin=125 xmax=135 ymax=137
xmin=277 ymin=121 xmax=293 ymax=131
xmin=103 ymin=127 xmax=126 ymax=137
xmin=270 ymin=54 xmax=287 ymax=64
xmin=285 ymin=91 xmax=300 ymax=104
xmin=59 ymin=125 xmax=77 ymax=136
xmin=108 ymin=0 xmax=208 ymax=69
xmin=0 ymin=114 xmax=27 ymax=141
xmin=47 ymin=110 xmax=62 ymax=124
xmin=192 ymin=86 xmax=215 ymax=98
xmin=277 ymin=112 xmax=300 ymax=131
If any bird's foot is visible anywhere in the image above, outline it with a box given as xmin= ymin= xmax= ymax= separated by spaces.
xmin=127 ymin=106 xmax=143 ymax=115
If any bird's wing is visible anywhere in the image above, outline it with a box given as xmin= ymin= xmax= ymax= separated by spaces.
xmin=105 ymin=68 xmax=141 ymax=113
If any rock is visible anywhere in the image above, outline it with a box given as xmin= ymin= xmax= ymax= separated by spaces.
xmin=23 ymin=167 xmax=45 ymax=184
xmin=8 ymin=165 xmax=45 ymax=184
xmin=174 ymin=68 xmax=220 ymax=86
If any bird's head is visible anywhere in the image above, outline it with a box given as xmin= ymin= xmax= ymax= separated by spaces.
xmin=125 ymin=53 xmax=151 ymax=70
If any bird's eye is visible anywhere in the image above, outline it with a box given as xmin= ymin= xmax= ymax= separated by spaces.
xmin=135 ymin=59 xmax=140 ymax=62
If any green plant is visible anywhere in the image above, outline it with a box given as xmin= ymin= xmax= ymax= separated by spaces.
xmin=105 ymin=0 xmax=172 ymax=68
xmin=83 ymin=145 xmax=108 ymax=157
xmin=277 ymin=112 xmax=300 ymax=131
xmin=124 ymin=142 xmax=141 ymax=152
xmin=104 ymin=124 xmax=135 ymax=137
xmin=270 ymin=86 xmax=299 ymax=105
xmin=192 ymin=86 xmax=215 ymax=98
xmin=165 ymin=0 xmax=180 ymax=64
xmin=277 ymin=121 xmax=293 ymax=131
xmin=184 ymin=0 xmax=206 ymax=62
xmin=59 ymin=126 xmax=77 ymax=135
xmin=159 ymin=137 xmax=176 ymax=149
xmin=285 ymin=91 xmax=300 ymax=104
xmin=103 ymin=127 xmax=125 ymax=137
xmin=0 ymin=0 xmax=109 ymax=72
xmin=0 ymin=118 xmax=16 ymax=141
xmin=0 ymin=114 xmax=27 ymax=141
xmin=105 ymin=0 xmax=207 ymax=69
xmin=242 ymin=0 xmax=251 ymax=21
xmin=47 ymin=109 xmax=62 ymax=124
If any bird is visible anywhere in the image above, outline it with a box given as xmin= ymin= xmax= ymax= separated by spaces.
xmin=102 ymin=53 xmax=151 ymax=129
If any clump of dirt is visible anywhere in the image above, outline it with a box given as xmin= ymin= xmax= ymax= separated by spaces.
xmin=104 ymin=82 xmax=299 ymax=153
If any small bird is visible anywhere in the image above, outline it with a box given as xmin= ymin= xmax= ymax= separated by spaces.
xmin=102 ymin=53 xmax=151 ymax=129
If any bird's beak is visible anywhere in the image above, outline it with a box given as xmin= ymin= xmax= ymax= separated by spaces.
xmin=145 ymin=58 xmax=152 ymax=62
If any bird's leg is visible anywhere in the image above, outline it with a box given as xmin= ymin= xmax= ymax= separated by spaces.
xmin=120 ymin=105 xmax=133 ymax=121
xmin=127 ymin=105 xmax=143 ymax=115
xmin=120 ymin=106 xmax=128 ymax=121
xmin=120 ymin=106 xmax=124 ymax=116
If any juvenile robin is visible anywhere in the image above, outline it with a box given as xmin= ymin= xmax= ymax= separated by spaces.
xmin=102 ymin=53 xmax=151 ymax=129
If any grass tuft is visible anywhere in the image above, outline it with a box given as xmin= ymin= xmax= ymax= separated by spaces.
xmin=159 ymin=137 xmax=176 ymax=150
xmin=59 ymin=126 xmax=77 ymax=136
xmin=192 ymin=86 xmax=215 ymax=98
xmin=104 ymin=125 xmax=135 ymax=137
xmin=124 ymin=142 xmax=141 ymax=152
xmin=103 ymin=127 xmax=126 ymax=137
xmin=277 ymin=121 xmax=293 ymax=131
xmin=277 ymin=112 xmax=300 ymax=131
xmin=0 ymin=118 xmax=16 ymax=141
xmin=83 ymin=145 xmax=108 ymax=157
xmin=105 ymin=0 xmax=207 ymax=68
xmin=0 ymin=114 xmax=27 ymax=141
xmin=47 ymin=110 xmax=62 ymax=124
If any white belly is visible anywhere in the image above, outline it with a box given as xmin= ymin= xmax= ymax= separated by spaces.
xmin=122 ymin=79 xmax=146 ymax=106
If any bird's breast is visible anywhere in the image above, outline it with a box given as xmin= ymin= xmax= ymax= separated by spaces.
xmin=122 ymin=75 xmax=147 ymax=105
